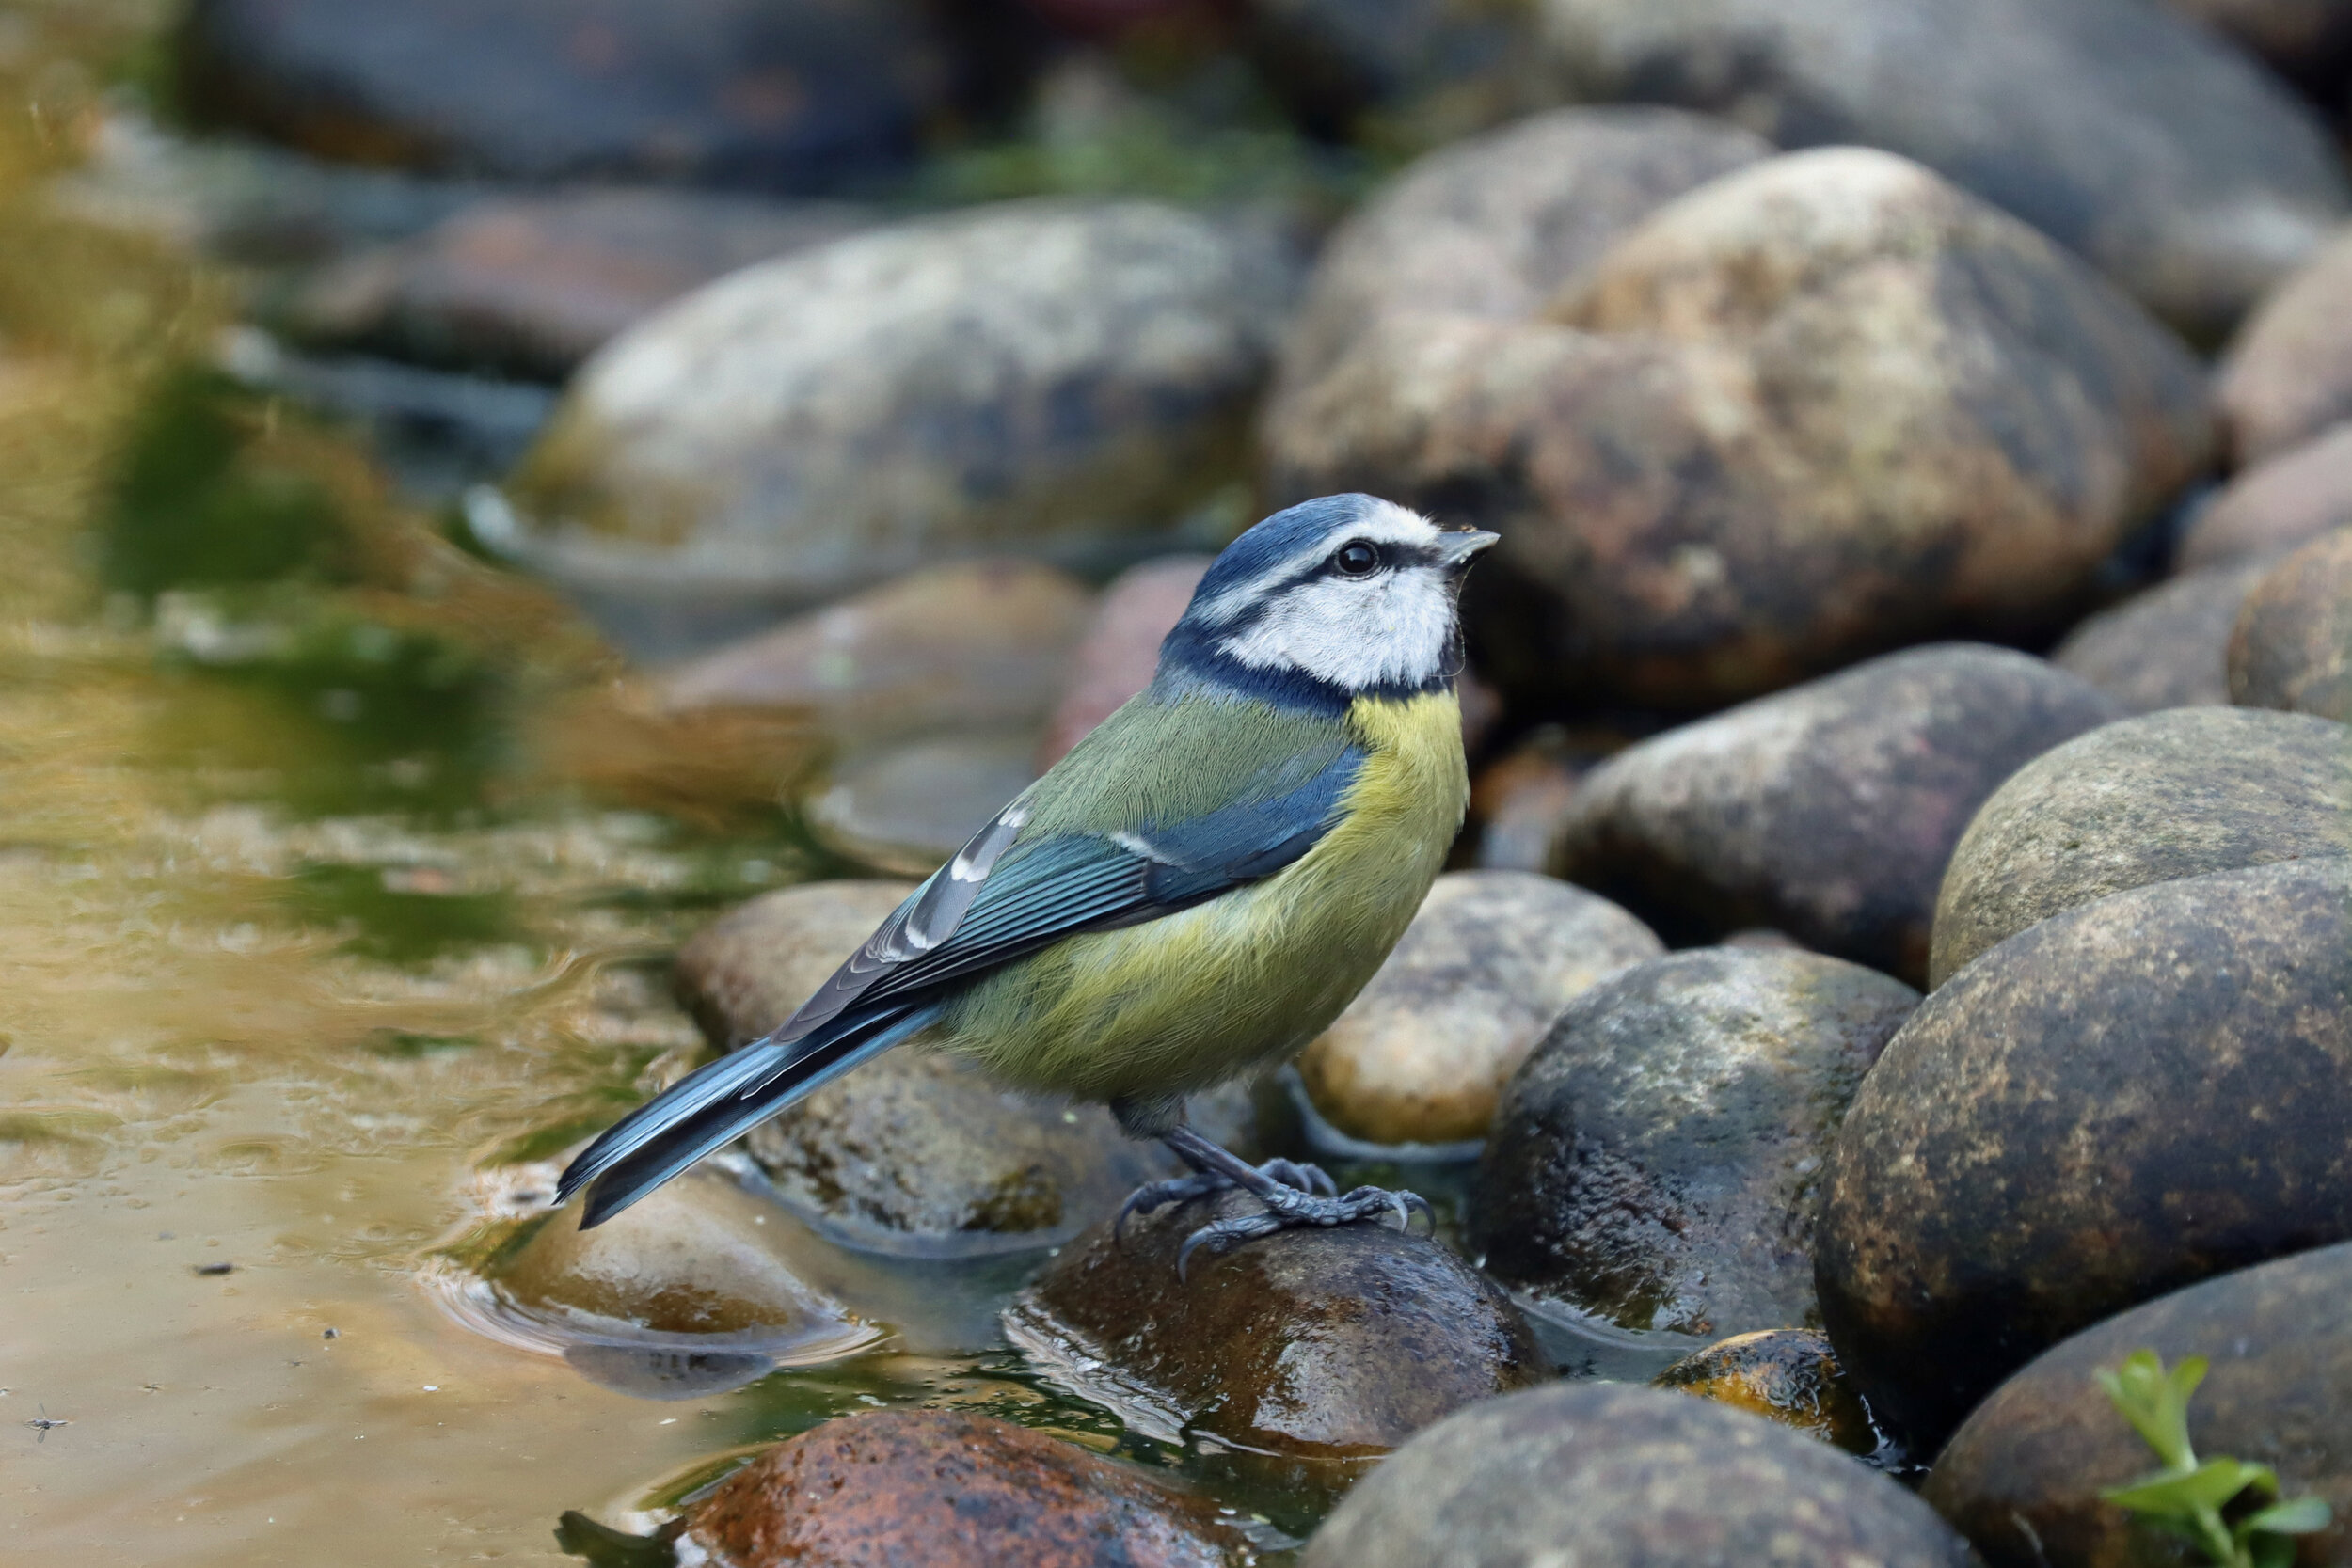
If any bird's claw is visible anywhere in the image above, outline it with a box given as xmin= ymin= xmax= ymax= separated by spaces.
xmin=1168 ymin=1180 xmax=1432 ymax=1278
xmin=1115 ymin=1156 xmax=1336 ymax=1238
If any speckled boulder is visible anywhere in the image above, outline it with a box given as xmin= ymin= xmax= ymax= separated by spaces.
xmin=1295 ymin=871 xmax=1663 ymax=1147
xmin=1549 ymin=644 xmax=2122 ymax=982
xmin=1930 ymin=706 xmax=2351 ymax=985
xmin=2219 ymin=229 xmax=2352 ymax=463
xmin=1005 ymin=1189 xmax=1549 ymax=1476
xmin=684 ymin=1410 xmax=1248 ymax=1568
xmin=1269 ymin=150 xmax=2212 ymax=711
xmin=2179 ymin=422 xmax=2352 ymax=570
xmin=1035 ymin=554 xmax=1209 ymax=769
xmin=1925 ymin=1243 xmax=2352 ymax=1568
xmin=1816 ymin=857 xmax=2352 ymax=1450
xmin=503 ymin=201 xmax=1296 ymax=637
xmin=1472 ymin=948 xmax=1919 ymax=1338
xmin=1653 ymin=1328 xmax=1882 ymax=1455
xmin=1537 ymin=0 xmax=2349 ymax=340
xmin=2050 ymin=562 xmax=2270 ymax=715
xmin=1301 ymin=1382 xmax=1973 ymax=1568
xmin=2230 ymin=528 xmax=2352 ymax=721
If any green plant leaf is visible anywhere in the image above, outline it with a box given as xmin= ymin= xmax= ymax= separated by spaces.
xmin=2097 ymin=1349 xmax=2207 ymax=1468
xmin=2103 ymin=1459 xmax=2272 ymax=1518
xmin=2242 ymin=1496 xmax=2332 ymax=1536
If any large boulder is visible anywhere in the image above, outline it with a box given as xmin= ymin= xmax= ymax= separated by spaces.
xmin=2229 ymin=527 xmax=2352 ymax=722
xmin=2161 ymin=0 xmax=2352 ymax=99
xmin=1925 ymin=1243 xmax=2352 ymax=1568
xmin=1549 ymin=644 xmax=2122 ymax=983
xmin=1537 ymin=0 xmax=2350 ymax=340
xmin=1301 ymin=1382 xmax=1973 ymax=1568
xmin=1295 ymin=870 xmax=1663 ymax=1147
xmin=2218 ymin=228 xmax=2352 ymax=464
xmin=2179 ymin=421 xmax=2352 ymax=570
xmin=175 ymin=0 xmax=995 ymax=193
xmin=1268 ymin=150 xmax=2213 ymax=711
xmin=499 ymin=201 xmax=1296 ymax=649
xmin=2049 ymin=562 xmax=2270 ymax=715
xmin=1472 ymin=947 xmax=1918 ymax=1338
xmin=1817 ymin=856 xmax=2352 ymax=1450
xmin=1930 ymin=706 xmax=2351 ymax=984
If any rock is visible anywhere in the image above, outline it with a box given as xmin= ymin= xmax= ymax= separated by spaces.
xmin=1924 ymin=1243 xmax=2352 ymax=1568
xmin=1930 ymin=706 xmax=2352 ymax=984
xmin=682 ymin=1409 xmax=1249 ymax=1568
xmin=2180 ymin=420 xmax=2352 ymax=570
xmin=2162 ymin=0 xmax=2352 ymax=100
xmin=1537 ymin=0 xmax=2350 ymax=341
xmin=1816 ymin=856 xmax=2352 ymax=1450
xmin=1653 ymin=1327 xmax=1882 ymax=1455
xmin=805 ymin=731 xmax=1039 ymax=877
xmin=175 ymin=0 xmax=984 ymax=193
xmin=1005 ymin=1189 xmax=1549 ymax=1471
xmin=659 ymin=560 xmax=1096 ymax=750
xmin=1270 ymin=105 xmax=1771 ymax=399
xmin=1034 ymin=554 xmax=1209 ymax=769
xmin=674 ymin=880 xmax=1169 ymax=1252
xmin=1295 ymin=870 xmax=1662 ymax=1147
xmin=1301 ymin=1382 xmax=1974 ymax=1568
xmin=286 ymin=188 xmax=870 ymax=380
xmin=2218 ymin=226 xmax=2352 ymax=463
xmin=2229 ymin=527 xmax=2352 ymax=721
xmin=1549 ymin=644 xmax=2122 ymax=982
xmin=1472 ymin=948 xmax=1918 ymax=1338
xmin=1467 ymin=729 xmax=1585 ymax=873
xmin=502 ymin=201 xmax=1295 ymax=645
xmin=2049 ymin=561 xmax=2270 ymax=714
xmin=1268 ymin=150 xmax=2214 ymax=711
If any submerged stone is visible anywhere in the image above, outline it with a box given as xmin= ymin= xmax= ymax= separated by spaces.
xmin=1653 ymin=1327 xmax=1882 ymax=1456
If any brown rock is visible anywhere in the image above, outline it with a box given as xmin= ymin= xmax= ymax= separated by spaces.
xmin=684 ymin=1410 xmax=1248 ymax=1568
xmin=1548 ymin=644 xmax=2122 ymax=983
xmin=1925 ymin=1243 xmax=2352 ymax=1568
xmin=1930 ymin=705 xmax=2352 ymax=985
xmin=2179 ymin=420 xmax=2352 ymax=570
xmin=1816 ymin=857 xmax=2352 ymax=1450
xmin=1034 ymin=554 xmax=1209 ymax=769
xmin=2219 ymin=226 xmax=2352 ymax=463
xmin=2230 ymin=527 xmax=2352 ymax=721
xmin=288 ymin=189 xmax=870 ymax=380
xmin=675 ymin=879 xmax=916 ymax=1050
xmin=1005 ymin=1189 xmax=1549 ymax=1474
xmin=804 ymin=731 xmax=1039 ymax=877
xmin=1653 ymin=1327 xmax=1882 ymax=1455
xmin=2050 ymin=561 xmax=2270 ymax=714
xmin=1472 ymin=947 xmax=1919 ymax=1338
xmin=1270 ymin=149 xmax=2214 ymax=711
xmin=1301 ymin=1382 xmax=1973 ymax=1568
xmin=1467 ymin=728 xmax=1587 ymax=872
xmin=1296 ymin=870 xmax=1662 ymax=1146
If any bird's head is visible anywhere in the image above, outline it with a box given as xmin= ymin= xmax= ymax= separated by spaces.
xmin=1157 ymin=494 xmax=1499 ymax=709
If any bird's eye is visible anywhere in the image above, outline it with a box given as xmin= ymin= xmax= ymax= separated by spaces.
xmin=1332 ymin=540 xmax=1382 ymax=578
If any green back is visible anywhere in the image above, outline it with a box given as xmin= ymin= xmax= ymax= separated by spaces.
xmin=1015 ymin=692 xmax=1354 ymax=840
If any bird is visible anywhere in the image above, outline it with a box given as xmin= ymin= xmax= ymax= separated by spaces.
xmin=557 ymin=494 xmax=1498 ymax=1270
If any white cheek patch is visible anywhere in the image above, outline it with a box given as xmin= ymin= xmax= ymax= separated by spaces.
xmin=1217 ymin=567 xmax=1456 ymax=689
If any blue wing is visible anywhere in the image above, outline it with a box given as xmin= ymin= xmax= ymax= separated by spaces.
xmin=557 ymin=743 xmax=1366 ymax=1226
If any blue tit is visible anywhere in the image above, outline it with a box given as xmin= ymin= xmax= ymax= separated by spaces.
xmin=558 ymin=494 xmax=1498 ymax=1268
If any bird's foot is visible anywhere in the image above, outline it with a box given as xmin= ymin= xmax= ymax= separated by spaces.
xmin=1171 ymin=1180 xmax=1432 ymax=1278
xmin=1115 ymin=1155 xmax=1333 ymax=1238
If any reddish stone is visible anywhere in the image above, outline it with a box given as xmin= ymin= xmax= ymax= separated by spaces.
xmin=1035 ymin=555 xmax=1210 ymax=768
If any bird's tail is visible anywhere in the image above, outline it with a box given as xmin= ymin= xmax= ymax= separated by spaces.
xmin=554 ymin=1000 xmax=945 ymax=1228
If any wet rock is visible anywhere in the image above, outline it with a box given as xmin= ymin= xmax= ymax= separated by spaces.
xmin=1925 ymin=1243 xmax=2352 ymax=1568
xmin=1270 ymin=105 xmax=1771 ymax=399
xmin=1472 ymin=947 xmax=1918 ymax=1338
xmin=2218 ymin=226 xmax=2352 ymax=463
xmin=1653 ymin=1327 xmax=1882 ymax=1455
xmin=805 ymin=732 xmax=1038 ymax=877
xmin=1930 ymin=706 xmax=2352 ymax=985
xmin=2163 ymin=0 xmax=2352 ymax=100
xmin=502 ymin=201 xmax=1295 ymax=642
xmin=683 ymin=1409 xmax=1248 ymax=1568
xmin=1301 ymin=1382 xmax=1973 ymax=1568
xmin=1549 ymin=644 xmax=2121 ymax=982
xmin=1816 ymin=856 xmax=2352 ymax=1450
xmin=1269 ymin=150 xmax=2213 ymax=711
xmin=1035 ymin=554 xmax=1209 ymax=769
xmin=1295 ymin=871 xmax=1662 ymax=1147
xmin=1537 ymin=0 xmax=2350 ymax=340
xmin=286 ymin=189 xmax=870 ymax=380
xmin=659 ymin=560 xmax=1096 ymax=750
xmin=176 ymin=0 xmax=981 ymax=193
xmin=2049 ymin=561 xmax=2270 ymax=714
xmin=2179 ymin=420 xmax=2352 ymax=570
xmin=674 ymin=879 xmax=917 ymax=1050
xmin=1006 ymin=1189 xmax=1549 ymax=1470
xmin=2229 ymin=527 xmax=2352 ymax=721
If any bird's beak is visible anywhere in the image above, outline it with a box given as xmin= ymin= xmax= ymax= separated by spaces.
xmin=1438 ymin=528 xmax=1501 ymax=568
